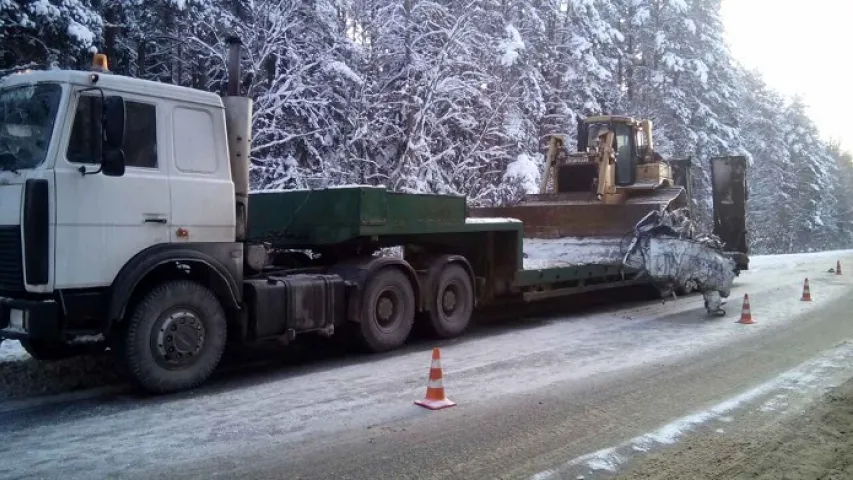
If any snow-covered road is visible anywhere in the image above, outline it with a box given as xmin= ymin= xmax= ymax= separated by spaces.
xmin=1 ymin=250 xmax=852 ymax=479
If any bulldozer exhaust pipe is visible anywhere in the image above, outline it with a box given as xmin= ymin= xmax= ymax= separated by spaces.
xmin=642 ymin=120 xmax=654 ymax=153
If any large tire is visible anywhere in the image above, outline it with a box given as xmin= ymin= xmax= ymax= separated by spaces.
xmin=116 ymin=280 xmax=227 ymax=394
xmin=426 ymin=263 xmax=474 ymax=338
xmin=20 ymin=339 xmax=102 ymax=361
xmin=358 ymin=268 xmax=415 ymax=353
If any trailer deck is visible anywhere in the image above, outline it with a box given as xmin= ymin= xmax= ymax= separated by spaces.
xmin=247 ymin=187 xmax=646 ymax=299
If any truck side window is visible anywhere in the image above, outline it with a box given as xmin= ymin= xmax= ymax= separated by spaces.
xmin=124 ymin=101 xmax=158 ymax=168
xmin=67 ymin=96 xmax=158 ymax=169
xmin=66 ymin=95 xmax=101 ymax=164
xmin=173 ymin=107 xmax=218 ymax=174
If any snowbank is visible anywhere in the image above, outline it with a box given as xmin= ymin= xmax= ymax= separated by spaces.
xmin=522 ymin=237 xmax=626 ymax=269
xmin=465 ymin=217 xmax=521 ymax=224
xmin=249 ymin=184 xmax=386 ymax=194
xmin=0 ymin=341 xmax=121 ymax=400
xmin=0 ymin=340 xmax=28 ymax=363
xmin=748 ymin=249 xmax=850 ymax=272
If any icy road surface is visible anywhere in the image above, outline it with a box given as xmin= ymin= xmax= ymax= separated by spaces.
xmin=2 ymin=250 xmax=853 ymax=479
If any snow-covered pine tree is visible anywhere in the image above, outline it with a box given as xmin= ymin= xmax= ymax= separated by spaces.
xmin=782 ymin=97 xmax=840 ymax=251
xmin=347 ymin=0 xmax=497 ymax=197
xmin=0 ymin=0 xmax=102 ymax=73
xmin=737 ymin=69 xmax=796 ymax=253
xmin=828 ymin=140 xmax=853 ymax=249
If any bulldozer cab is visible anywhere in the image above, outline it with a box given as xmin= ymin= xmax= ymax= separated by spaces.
xmin=585 ymin=118 xmax=637 ymax=186
xmin=546 ymin=115 xmax=671 ymax=197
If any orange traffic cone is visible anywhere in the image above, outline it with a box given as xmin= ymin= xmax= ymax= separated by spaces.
xmin=415 ymin=348 xmax=456 ymax=410
xmin=737 ymin=294 xmax=755 ymax=324
xmin=837 ymin=261 xmax=843 ymax=276
xmin=801 ymin=278 xmax=812 ymax=302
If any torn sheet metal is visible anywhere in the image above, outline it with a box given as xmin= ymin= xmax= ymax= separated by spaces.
xmin=623 ymin=209 xmax=737 ymax=315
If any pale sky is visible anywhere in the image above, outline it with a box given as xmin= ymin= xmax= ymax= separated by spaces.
xmin=721 ymin=0 xmax=853 ymax=149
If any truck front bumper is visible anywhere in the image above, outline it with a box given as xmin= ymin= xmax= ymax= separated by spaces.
xmin=0 ymin=297 xmax=61 ymax=341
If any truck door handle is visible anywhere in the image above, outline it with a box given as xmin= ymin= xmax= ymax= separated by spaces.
xmin=143 ymin=214 xmax=168 ymax=224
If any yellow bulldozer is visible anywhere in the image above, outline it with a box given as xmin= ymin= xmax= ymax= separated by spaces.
xmin=472 ymin=115 xmax=690 ymax=239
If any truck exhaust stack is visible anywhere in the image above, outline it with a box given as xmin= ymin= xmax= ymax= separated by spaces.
xmin=223 ymin=36 xmax=252 ymax=242
xmin=226 ymin=36 xmax=242 ymax=97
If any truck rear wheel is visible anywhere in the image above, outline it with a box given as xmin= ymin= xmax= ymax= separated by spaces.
xmin=117 ymin=280 xmax=227 ymax=393
xmin=426 ymin=263 xmax=474 ymax=338
xmin=359 ymin=268 xmax=415 ymax=352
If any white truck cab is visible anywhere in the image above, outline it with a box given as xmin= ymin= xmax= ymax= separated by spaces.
xmin=0 ymin=67 xmax=239 ymax=289
xmin=0 ymin=52 xmax=251 ymax=389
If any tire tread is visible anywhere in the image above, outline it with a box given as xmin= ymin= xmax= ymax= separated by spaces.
xmin=117 ymin=280 xmax=227 ymax=394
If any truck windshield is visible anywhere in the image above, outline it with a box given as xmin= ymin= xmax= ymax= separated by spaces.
xmin=0 ymin=83 xmax=62 ymax=172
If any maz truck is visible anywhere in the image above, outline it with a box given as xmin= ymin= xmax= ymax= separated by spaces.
xmin=0 ymin=40 xmax=746 ymax=394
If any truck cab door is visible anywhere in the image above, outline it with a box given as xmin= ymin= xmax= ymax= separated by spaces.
xmin=54 ymin=92 xmax=171 ymax=290
xmin=167 ymin=105 xmax=235 ymax=244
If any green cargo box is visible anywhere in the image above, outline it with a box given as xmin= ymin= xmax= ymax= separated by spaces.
xmin=247 ymin=186 xmax=522 ymax=248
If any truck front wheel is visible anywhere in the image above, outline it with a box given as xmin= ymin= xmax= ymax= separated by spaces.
xmin=117 ymin=280 xmax=227 ymax=393
xmin=358 ymin=268 xmax=415 ymax=352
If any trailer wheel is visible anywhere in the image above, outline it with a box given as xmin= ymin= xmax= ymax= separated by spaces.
xmin=117 ymin=280 xmax=227 ymax=393
xmin=359 ymin=268 xmax=415 ymax=352
xmin=20 ymin=339 xmax=104 ymax=361
xmin=426 ymin=263 xmax=474 ymax=338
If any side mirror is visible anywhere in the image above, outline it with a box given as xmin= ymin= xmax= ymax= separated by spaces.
xmin=102 ymin=96 xmax=126 ymax=149
xmin=101 ymin=149 xmax=125 ymax=177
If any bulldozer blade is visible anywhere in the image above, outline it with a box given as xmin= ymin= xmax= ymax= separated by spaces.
xmin=470 ymin=188 xmax=688 ymax=239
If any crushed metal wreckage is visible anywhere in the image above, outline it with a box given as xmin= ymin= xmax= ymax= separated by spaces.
xmin=622 ymin=208 xmax=737 ymax=316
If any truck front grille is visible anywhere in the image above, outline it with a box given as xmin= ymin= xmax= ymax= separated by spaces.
xmin=0 ymin=226 xmax=24 ymax=293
